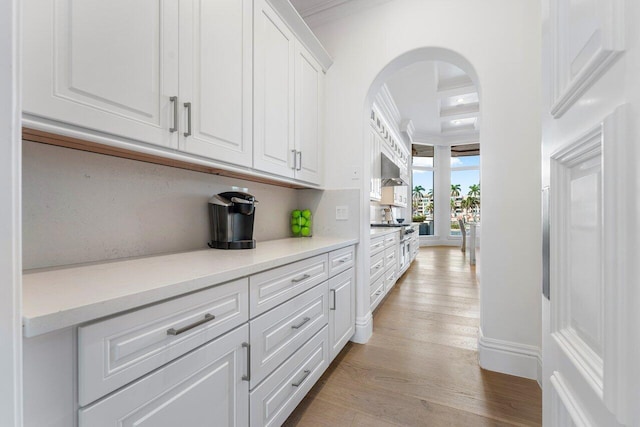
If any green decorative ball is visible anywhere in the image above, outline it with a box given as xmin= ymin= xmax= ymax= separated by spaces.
xmin=301 ymin=209 xmax=311 ymax=219
xmin=292 ymin=210 xmax=301 ymax=218
xmin=291 ymin=225 xmax=301 ymax=234
xmin=301 ymin=226 xmax=310 ymax=236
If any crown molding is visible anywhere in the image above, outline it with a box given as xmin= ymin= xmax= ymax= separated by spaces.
xmin=400 ymin=119 xmax=415 ymax=143
xmin=375 ymin=84 xmax=402 ymax=126
xmin=440 ymin=103 xmax=480 ymax=119
xmin=300 ymin=0 xmax=391 ymax=28
xmin=437 ymin=82 xmax=477 ymax=99
xmin=267 ymin=0 xmax=333 ymax=71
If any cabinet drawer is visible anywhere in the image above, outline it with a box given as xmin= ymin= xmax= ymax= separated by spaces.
xmin=370 ymin=275 xmax=385 ymax=310
xmin=249 ymin=282 xmax=328 ymax=388
xmin=384 ymin=246 xmax=397 ymax=268
xmin=250 ymin=254 xmax=328 ymax=317
xmin=250 ymin=326 xmax=329 ymax=427
xmin=370 ymin=236 xmax=385 ymax=256
xmin=384 ymin=265 xmax=396 ymax=292
xmin=383 ymin=234 xmax=396 ymax=248
xmin=328 ymin=245 xmax=355 ymax=277
xmin=78 ymin=278 xmax=248 ymax=406
xmin=370 ymin=251 xmax=385 ymax=284
xmin=79 ymin=324 xmax=249 ymax=427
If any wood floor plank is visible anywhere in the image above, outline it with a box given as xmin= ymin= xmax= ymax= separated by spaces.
xmin=285 ymin=247 xmax=541 ymax=426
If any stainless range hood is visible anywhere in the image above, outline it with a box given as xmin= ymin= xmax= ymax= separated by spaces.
xmin=381 ymin=153 xmax=408 ymax=186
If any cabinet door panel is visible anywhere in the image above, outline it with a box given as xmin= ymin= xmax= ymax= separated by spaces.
xmin=179 ymin=0 xmax=253 ymax=167
xmin=294 ymin=44 xmax=323 ymax=185
xmin=23 ymin=0 xmax=179 ymax=148
xmin=79 ymin=325 xmax=249 ymax=427
xmin=253 ymin=0 xmax=295 ymax=178
xmin=329 ymin=269 xmax=355 ymax=361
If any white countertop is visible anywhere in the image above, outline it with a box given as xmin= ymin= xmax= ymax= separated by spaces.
xmin=23 ymin=236 xmax=358 ymax=338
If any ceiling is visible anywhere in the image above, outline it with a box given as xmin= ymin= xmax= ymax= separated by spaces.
xmin=383 ymin=61 xmax=480 ymax=150
xmin=290 ymin=0 xmax=390 ymax=27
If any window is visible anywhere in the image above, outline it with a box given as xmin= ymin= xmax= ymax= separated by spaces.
xmin=450 ymin=152 xmax=480 ymax=236
xmin=412 ymin=148 xmax=434 ymax=236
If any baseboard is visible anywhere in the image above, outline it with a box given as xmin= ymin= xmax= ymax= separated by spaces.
xmin=478 ymin=328 xmax=541 ymax=381
xmin=351 ymin=312 xmax=372 ymax=344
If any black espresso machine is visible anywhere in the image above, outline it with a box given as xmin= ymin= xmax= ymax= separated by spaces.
xmin=208 ymin=191 xmax=258 ymax=249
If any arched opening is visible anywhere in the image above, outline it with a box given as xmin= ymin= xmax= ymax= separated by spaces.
xmin=359 ymin=47 xmax=482 ymax=343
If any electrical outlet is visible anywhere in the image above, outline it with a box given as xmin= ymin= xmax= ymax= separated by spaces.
xmin=351 ymin=167 xmax=361 ymax=180
xmin=336 ymin=206 xmax=349 ymax=220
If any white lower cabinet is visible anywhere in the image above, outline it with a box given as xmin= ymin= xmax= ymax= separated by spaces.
xmin=329 ymin=268 xmax=355 ymax=361
xmin=79 ymin=324 xmax=249 ymax=427
xmin=249 ymin=282 xmax=328 ymax=388
xmin=250 ymin=327 xmax=329 ymax=427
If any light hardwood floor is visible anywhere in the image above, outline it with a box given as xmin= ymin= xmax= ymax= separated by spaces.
xmin=284 ymin=246 xmax=542 ymax=426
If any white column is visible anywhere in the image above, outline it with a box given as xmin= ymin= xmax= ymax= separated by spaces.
xmin=0 ymin=0 xmax=23 ymax=425
xmin=434 ymin=146 xmax=451 ymax=240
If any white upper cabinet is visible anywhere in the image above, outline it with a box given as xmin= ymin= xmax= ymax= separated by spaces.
xmin=253 ymin=0 xmax=296 ymax=179
xmin=179 ymin=0 xmax=253 ymax=167
xmin=294 ymin=43 xmax=324 ymax=185
xmin=254 ymin=0 xmax=325 ymax=186
xmin=370 ymin=125 xmax=382 ymax=201
xmin=23 ymin=0 xmax=180 ymax=149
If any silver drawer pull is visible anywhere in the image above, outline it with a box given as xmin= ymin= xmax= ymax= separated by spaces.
xmin=374 ymin=264 xmax=382 ymax=270
xmin=291 ymin=317 xmax=311 ymax=330
xmin=167 ymin=313 xmax=215 ymax=336
xmin=292 ymin=369 xmax=311 ymax=387
xmin=242 ymin=342 xmax=251 ymax=381
xmin=291 ymin=274 xmax=311 ymax=283
xmin=330 ymin=289 xmax=336 ymax=310
xmin=338 ymin=258 xmax=347 ymax=263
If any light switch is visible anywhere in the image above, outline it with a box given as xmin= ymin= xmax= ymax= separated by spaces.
xmin=336 ymin=206 xmax=349 ymax=220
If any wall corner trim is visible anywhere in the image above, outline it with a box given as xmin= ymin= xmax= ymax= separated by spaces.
xmin=478 ymin=328 xmax=541 ymax=381
xmin=351 ymin=312 xmax=372 ymax=344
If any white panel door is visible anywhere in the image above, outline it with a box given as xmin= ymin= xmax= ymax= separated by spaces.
xmin=253 ymin=0 xmax=296 ymax=178
xmin=543 ymin=0 xmax=638 ymax=425
xmin=79 ymin=325 xmax=249 ymax=427
xmin=294 ymin=42 xmax=324 ymax=185
xmin=329 ymin=268 xmax=355 ymax=361
xmin=22 ymin=0 xmax=179 ymax=149
xmin=179 ymin=0 xmax=253 ymax=167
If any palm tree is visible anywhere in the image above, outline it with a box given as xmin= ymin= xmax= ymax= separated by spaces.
xmin=468 ymin=184 xmax=480 ymax=198
xmin=412 ymin=185 xmax=425 ymax=201
xmin=427 ymin=188 xmax=433 ymax=200
xmin=451 ymin=184 xmax=461 ymax=197
xmin=426 ymin=202 xmax=434 ymax=215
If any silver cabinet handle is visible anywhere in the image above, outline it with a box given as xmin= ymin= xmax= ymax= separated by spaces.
xmin=338 ymin=258 xmax=347 ymax=264
xmin=242 ymin=342 xmax=251 ymax=381
xmin=169 ymin=96 xmax=178 ymax=133
xmin=291 ymin=317 xmax=311 ymax=330
xmin=330 ymin=289 xmax=336 ymax=310
xmin=292 ymin=369 xmax=311 ymax=387
xmin=183 ymin=102 xmax=192 ymax=137
xmin=296 ymin=151 xmax=302 ymax=171
xmin=291 ymin=274 xmax=310 ymax=283
xmin=291 ymin=149 xmax=297 ymax=170
xmin=166 ymin=313 xmax=215 ymax=336
xmin=374 ymin=264 xmax=382 ymax=270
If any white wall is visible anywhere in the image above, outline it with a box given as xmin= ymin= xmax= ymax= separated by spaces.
xmin=0 ymin=0 xmax=22 ymax=424
xmin=313 ymin=0 xmax=542 ymax=375
xmin=22 ymin=141 xmax=311 ymax=269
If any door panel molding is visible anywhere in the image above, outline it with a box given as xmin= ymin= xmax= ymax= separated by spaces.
xmin=550 ymin=371 xmax=594 ymax=427
xmin=550 ymin=0 xmax=624 ymax=118
xmin=550 ymin=106 xmax=631 ymax=424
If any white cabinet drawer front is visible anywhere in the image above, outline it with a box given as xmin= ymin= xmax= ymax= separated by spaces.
xmin=384 ymin=246 xmax=396 ymax=268
xmin=384 ymin=265 xmax=396 ymax=292
xmin=370 ymin=236 xmax=385 ymax=256
xmin=370 ymin=251 xmax=385 ymax=284
xmin=78 ymin=278 xmax=248 ymax=406
xmin=383 ymin=234 xmax=396 ymax=248
xmin=250 ymin=326 xmax=329 ymax=427
xmin=370 ymin=275 xmax=385 ymax=310
xmin=250 ymin=254 xmax=328 ymax=317
xmin=79 ymin=325 xmax=249 ymax=427
xmin=249 ymin=282 xmax=328 ymax=388
xmin=328 ymin=245 xmax=355 ymax=277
